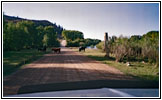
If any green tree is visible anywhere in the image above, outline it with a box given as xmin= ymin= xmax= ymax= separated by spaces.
xmin=16 ymin=21 xmax=37 ymax=49
xmin=42 ymin=33 xmax=48 ymax=46
xmin=96 ymin=41 xmax=104 ymax=50
xmin=36 ymin=26 xmax=45 ymax=47
xmin=44 ymin=26 xmax=60 ymax=47
xmin=62 ymin=30 xmax=84 ymax=41
xmin=140 ymin=31 xmax=159 ymax=66
xmin=3 ymin=14 xmax=8 ymax=50
xmin=5 ymin=22 xmax=18 ymax=50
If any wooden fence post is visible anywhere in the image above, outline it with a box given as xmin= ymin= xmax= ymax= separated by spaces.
xmin=104 ymin=32 xmax=109 ymax=57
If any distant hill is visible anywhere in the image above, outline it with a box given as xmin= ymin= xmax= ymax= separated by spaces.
xmin=4 ymin=15 xmax=63 ymax=38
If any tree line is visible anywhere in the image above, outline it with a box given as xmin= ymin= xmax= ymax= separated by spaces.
xmin=62 ymin=30 xmax=101 ymax=47
xmin=3 ymin=15 xmax=62 ymax=51
xmin=3 ymin=15 xmax=101 ymax=51
xmin=96 ymin=31 xmax=159 ymax=67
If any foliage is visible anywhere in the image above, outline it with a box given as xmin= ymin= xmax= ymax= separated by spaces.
xmin=44 ymin=26 xmax=60 ymax=47
xmin=66 ymin=39 xmax=80 ymax=47
xmin=3 ymin=20 xmax=60 ymax=51
xmin=97 ymin=31 xmax=159 ymax=67
xmin=84 ymin=38 xmax=101 ymax=47
xmin=62 ymin=30 xmax=84 ymax=41
xmin=112 ymin=37 xmax=131 ymax=62
xmin=96 ymin=41 xmax=104 ymax=50
xmin=62 ymin=30 xmax=101 ymax=47
xmin=140 ymin=31 xmax=159 ymax=65
xmin=4 ymin=14 xmax=64 ymax=38
xmin=36 ymin=26 xmax=45 ymax=47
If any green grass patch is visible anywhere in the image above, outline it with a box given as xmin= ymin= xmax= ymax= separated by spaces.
xmin=3 ymin=48 xmax=51 ymax=76
xmin=72 ymin=48 xmax=159 ymax=81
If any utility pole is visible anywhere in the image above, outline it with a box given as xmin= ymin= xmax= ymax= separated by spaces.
xmin=104 ymin=32 xmax=109 ymax=57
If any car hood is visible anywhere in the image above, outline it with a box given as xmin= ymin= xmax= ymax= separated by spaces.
xmin=6 ymin=88 xmax=159 ymax=97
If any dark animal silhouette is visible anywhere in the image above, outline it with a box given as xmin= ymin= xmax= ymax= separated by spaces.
xmin=52 ymin=48 xmax=61 ymax=53
xmin=38 ymin=46 xmax=46 ymax=52
xmin=79 ymin=46 xmax=86 ymax=52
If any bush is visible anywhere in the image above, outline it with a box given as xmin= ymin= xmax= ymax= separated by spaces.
xmin=106 ymin=31 xmax=159 ymax=66
xmin=113 ymin=39 xmax=130 ymax=62
xmin=96 ymin=41 xmax=104 ymax=50
xmin=62 ymin=30 xmax=84 ymax=41
xmin=66 ymin=40 xmax=79 ymax=47
xmin=140 ymin=31 xmax=159 ymax=66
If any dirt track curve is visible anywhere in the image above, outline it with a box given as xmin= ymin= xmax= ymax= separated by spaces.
xmin=3 ymin=48 xmax=134 ymax=96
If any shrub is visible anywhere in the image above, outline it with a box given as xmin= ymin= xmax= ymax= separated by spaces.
xmin=96 ymin=41 xmax=104 ymax=50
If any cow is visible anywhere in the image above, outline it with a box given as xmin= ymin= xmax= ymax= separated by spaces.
xmin=52 ymin=48 xmax=61 ymax=53
xmin=79 ymin=46 xmax=86 ymax=52
xmin=38 ymin=46 xmax=46 ymax=52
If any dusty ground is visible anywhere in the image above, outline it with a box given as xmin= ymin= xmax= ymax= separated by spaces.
xmin=3 ymin=48 xmax=134 ymax=96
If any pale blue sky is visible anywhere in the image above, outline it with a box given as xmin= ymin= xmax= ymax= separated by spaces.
xmin=3 ymin=3 xmax=159 ymax=40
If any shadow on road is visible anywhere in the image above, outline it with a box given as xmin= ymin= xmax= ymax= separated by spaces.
xmin=18 ymin=79 xmax=159 ymax=94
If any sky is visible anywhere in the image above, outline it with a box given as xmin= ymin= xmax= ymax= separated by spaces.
xmin=3 ymin=2 xmax=159 ymax=40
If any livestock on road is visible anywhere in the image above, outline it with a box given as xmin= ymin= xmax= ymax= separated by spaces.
xmin=52 ymin=48 xmax=61 ymax=53
xmin=38 ymin=46 xmax=46 ymax=52
xmin=79 ymin=46 xmax=86 ymax=52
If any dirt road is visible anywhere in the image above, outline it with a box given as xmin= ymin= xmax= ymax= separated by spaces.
xmin=3 ymin=48 xmax=134 ymax=96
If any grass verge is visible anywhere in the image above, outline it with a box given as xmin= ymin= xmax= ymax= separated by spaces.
xmin=71 ymin=48 xmax=159 ymax=81
xmin=3 ymin=48 xmax=50 ymax=76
